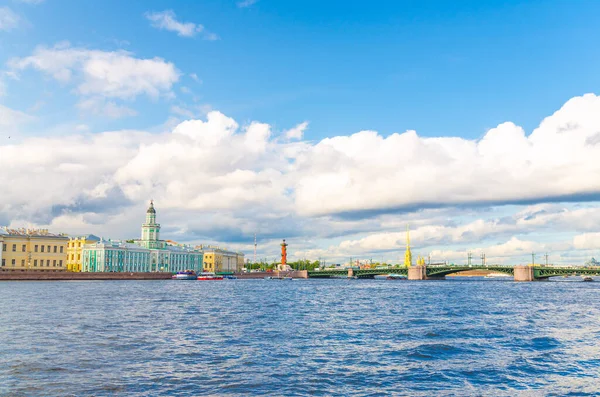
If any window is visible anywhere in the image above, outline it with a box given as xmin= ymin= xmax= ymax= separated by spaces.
xmin=41 ymin=245 xmax=45 ymax=252
xmin=53 ymin=246 xmax=57 ymax=253
xmin=47 ymin=260 xmax=50 ymax=267
xmin=60 ymin=246 xmax=63 ymax=253
xmin=1 ymin=259 xmax=4 ymax=266
xmin=12 ymin=244 xmax=16 ymax=252
xmin=2 ymin=244 xmax=5 ymax=251
xmin=53 ymin=260 xmax=56 ymax=267
xmin=22 ymin=244 xmax=26 ymax=252
xmin=35 ymin=245 xmax=38 ymax=252
xmin=59 ymin=260 xmax=63 ymax=267
xmin=11 ymin=259 xmax=15 ymax=266
xmin=77 ymin=254 xmax=81 ymax=260
xmin=47 ymin=245 xmax=50 ymax=253
xmin=34 ymin=260 xmax=37 ymax=267
xmin=21 ymin=259 xmax=25 ymax=266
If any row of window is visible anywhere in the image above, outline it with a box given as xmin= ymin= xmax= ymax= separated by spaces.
xmin=2 ymin=244 xmax=64 ymax=253
xmin=1 ymin=259 xmax=63 ymax=267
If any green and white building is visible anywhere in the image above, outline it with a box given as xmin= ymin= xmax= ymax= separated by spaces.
xmin=81 ymin=201 xmax=204 ymax=273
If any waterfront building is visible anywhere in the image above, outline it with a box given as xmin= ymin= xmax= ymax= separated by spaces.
xmin=133 ymin=201 xmax=204 ymax=272
xmin=81 ymin=240 xmax=152 ymax=272
xmin=0 ymin=227 xmax=68 ymax=271
xmin=66 ymin=234 xmax=100 ymax=272
xmin=202 ymin=246 xmax=245 ymax=273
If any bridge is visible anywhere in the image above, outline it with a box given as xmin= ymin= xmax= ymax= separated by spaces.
xmin=308 ymin=265 xmax=600 ymax=281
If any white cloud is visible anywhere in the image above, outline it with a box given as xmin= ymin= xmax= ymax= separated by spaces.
xmin=284 ymin=121 xmax=308 ymax=140
xmin=9 ymin=43 xmax=180 ymax=100
xmin=573 ymin=233 xmax=600 ymax=250
xmin=77 ymin=97 xmax=138 ymax=119
xmin=293 ymin=94 xmax=600 ymax=216
xmin=189 ymin=73 xmax=201 ymax=83
xmin=14 ymin=0 xmax=45 ymax=4
xmin=237 ymin=0 xmax=258 ymax=8
xmin=0 ymin=104 xmax=32 ymax=128
xmin=2 ymin=94 xmax=600 ymax=263
xmin=145 ymin=10 xmax=217 ymax=40
xmin=0 ymin=7 xmax=20 ymax=31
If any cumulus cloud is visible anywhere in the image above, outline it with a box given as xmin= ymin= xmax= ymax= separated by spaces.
xmin=145 ymin=10 xmax=217 ymax=40
xmin=8 ymin=43 xmax=180 ymax=100
xmin=2 ymin=93 xmax=600 ymax=263
xmin=0 ymin=7 xmax=19 ymax=31
xmin=284 ymin=121 xmax=309 ymax=140
xmin=293 ymin=94 xmax=600 ymax=216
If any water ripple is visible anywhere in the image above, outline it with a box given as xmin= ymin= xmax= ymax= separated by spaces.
xmin=1 ymin=278 xmax=599 ymax=396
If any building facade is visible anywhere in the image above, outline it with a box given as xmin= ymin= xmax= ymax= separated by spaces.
xmin=78 ymin=201 xmax=203 ymax=273
xmin=134 ymin=201 xmax=204 ymax=272
xmin=81 ymin=241 xmax=152 ymax=272
xmin=202 ymin=247 xmax=245 ymax=273
xmin=66 ymin=234 xmax=100 ymax=272
xmin=0 ymin=228 xmax=68 ymax=271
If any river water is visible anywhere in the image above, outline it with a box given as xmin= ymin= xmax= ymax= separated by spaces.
xmin=1 ymin=278 xmax=599 ymax=396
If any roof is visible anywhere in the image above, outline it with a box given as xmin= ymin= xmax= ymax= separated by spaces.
xmin=0 ymin=227 xmax=68 ymax=239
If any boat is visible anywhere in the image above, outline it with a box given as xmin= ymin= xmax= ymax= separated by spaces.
xmin=484 ymin=273 xmax=512 ymax=279
xmin=223 ymin=275 xmax=237 ymax=280
xmin=172 ymin=270 xmax=198 ymax=280
xmin=197 ymin=272 xmax=223 ymax=280
xmin=583 ymin=276 xmax=594 ymax=282
xmin=386 ymin=274 xmax=407 ymax=280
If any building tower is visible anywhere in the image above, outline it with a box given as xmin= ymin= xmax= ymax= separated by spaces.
xmin=281 ymin=239 xmax=288 ymax=267
xmin=254 ymin=233 xmax=257 ymax=264
xmin=140 ymin=200 xmax=162 ymax=249
xmin=404 ymin=224 xmax=413 ymax=267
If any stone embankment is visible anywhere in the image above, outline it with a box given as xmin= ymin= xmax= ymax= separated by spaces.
xmin=235 ymin=270 xmax=308 ymax=279
xmin=0 ymin=270 xmax=173 ymax=281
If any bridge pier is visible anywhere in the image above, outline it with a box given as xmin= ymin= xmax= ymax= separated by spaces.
xmin=408 ymin=265 xmax=445 ymax=280
xmin=513 ymin=265 xmax=534 ymax=282
xmin=348 ymin=268 xmax=354 ymax=278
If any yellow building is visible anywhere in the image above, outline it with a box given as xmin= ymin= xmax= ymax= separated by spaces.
xmin=0 ymin=228 xmax=68 ymax=271
xmin=66 ymin=235 xmax=100 ymax=272
xmin=201 ymin=246 xmax=245 ymax=273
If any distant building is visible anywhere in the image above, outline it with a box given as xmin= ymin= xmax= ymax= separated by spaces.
xmin=0 ymin=227 xmax=68 ymax=271
xmin=82 ymin=240 xmax=151 ymax=272
xmin=202 ymin=247 xmax=244 ymax=273
xmin=66 ymin=234 xmax=100 ymax=272
xmin=134 ymin=201 xmax=203 ymax=272
xmin=79 ymin=201 xmax=203 ymax=273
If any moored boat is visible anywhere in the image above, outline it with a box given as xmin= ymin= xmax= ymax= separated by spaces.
xmin=386 ymin=274 xmax=407 ymax=280
xmin=582 ymin=276 xmax=594 ymax=282
xmin=172 ymin=270 xmax=198 ymax=280
xmin=198 ymin=272 xmax=224 ymax=280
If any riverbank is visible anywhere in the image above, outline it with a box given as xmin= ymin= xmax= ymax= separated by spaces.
xmin=0 ymin=271 xmax=173 ymax=281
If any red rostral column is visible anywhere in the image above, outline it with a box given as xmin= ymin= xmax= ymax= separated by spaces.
xmin=281 ymin=239 xmax=288 ymax=267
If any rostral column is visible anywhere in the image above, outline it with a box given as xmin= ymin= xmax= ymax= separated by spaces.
xmin=281 ymin=239 xmax=288 ymax=267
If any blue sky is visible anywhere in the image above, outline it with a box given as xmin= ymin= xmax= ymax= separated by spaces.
xmin=2 ymin=0 xmax=600 ymax=265
xmin=4 ymin=0 xmax=600 ymax=138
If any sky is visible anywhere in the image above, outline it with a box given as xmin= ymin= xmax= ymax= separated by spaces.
xmin=1 ymin=0 xmax=600 ymax=265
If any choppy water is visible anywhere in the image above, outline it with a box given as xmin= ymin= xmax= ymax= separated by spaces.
xmin=1 ymin=278 xmax=599 ymax=396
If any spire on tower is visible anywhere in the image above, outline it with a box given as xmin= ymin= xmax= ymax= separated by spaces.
xmin=404 ymin=224 xmax=413 ymax=267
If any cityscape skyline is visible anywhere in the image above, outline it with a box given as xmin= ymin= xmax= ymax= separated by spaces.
xmin=1 ymin=1 xmax=600 ymax=266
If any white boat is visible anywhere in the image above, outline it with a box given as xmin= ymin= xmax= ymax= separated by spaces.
xmin=198 ymin=272 xmax=223 ymax=281
xmin=172 ymin=270 xmax=197 ymax=280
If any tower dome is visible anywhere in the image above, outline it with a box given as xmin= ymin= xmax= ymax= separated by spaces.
xmin=147 ymin=200 xmax=156 ymax=214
